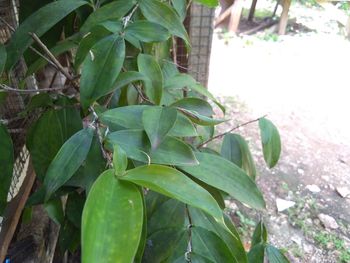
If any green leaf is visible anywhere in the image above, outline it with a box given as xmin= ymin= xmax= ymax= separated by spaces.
xmin=192 ymin=226 xmax=236 ymax=262
xmin=179 ymin=109 xmax=226 ymax=126
xmin=165 ymin=73 xmax=197 ymax=90
xmin=80 ymin=35 xmax=125 ymax=109
xmin=179 ymin=152 xmax=266 ymax=209
xmin=194 ymin=0 xmax=219 ymax=8
xmin=65 ymin=192 xmax=85 ymax=228
xmin=80 ymin=0 xmax=136 ymax=33
xmin=125 ymin=21 xmax=170 ymax=43
xmin=266 ymin=245 xmax=290 ymax=263
xmin=0 ymin=124 xmax=14 ymax=214
xmin=121 ymin=165 xmax=224 ymax=223
xmin=171 ymin=0 xmax=187 ymax=21
xmin=139 ymin=0 xmax=189 ymax=45
xmin=44 ymin=198 xmax=64 ymax=225
xmin=43 ymin=127 xmax=94 ymax=200
xmin=259 ymin=118 xmax=281 ymax=168
xmin=74 ymin=26 xmax=111 ymax=70
xmin=114 ymin=71 xmax=149 ymax=90
xmin=170 ymin=97 xmax=214 ymax=117
xmin=221 ymin=133 xmax=257 ymax=179
xmin=251 ymin=221 xmax=267 ymax=247
xmin=168 ymin=114 xmax=198 ymax=137
xmin=142 ymin=106 xmax=177 ymax=149
xmin=27 ymin=108 xmax=82 ymax=181
xmin=0 ymin=43 xmax=6 ymax=75
xmin=5 ymin=0 xmax=87 ymax=70
xmin=247 ymin=244 xmax=265 ymax=263
xmin=82 ymin=170 xmax=143 ymax=263
xmin=137 ymin=54 xmax=163 ymax=105
xmin=113 ymin=144 xmax=128 ymax=176
xmin=107 ymin=129 xmax=198 ymax=166
xmin=59 ymin=220 xmax=80 ymax=253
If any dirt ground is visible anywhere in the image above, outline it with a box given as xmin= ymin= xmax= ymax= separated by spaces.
xmin=207 ymin=1 xmax=350 ymax=262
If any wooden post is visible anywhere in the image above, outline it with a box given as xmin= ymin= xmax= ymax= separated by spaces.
xmin=248 ymin=0 xmax=258 ymax=22
xmin=229 ymin=0 xmax=244 ymax=32
xmin=278 ymin=0 xmax=291 ymax=35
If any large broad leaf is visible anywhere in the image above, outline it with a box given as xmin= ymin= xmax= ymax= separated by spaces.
xmin=139 ymin=0 xmax=190 ymax=45
xmin=125 ymin=21 xmax=170 ymax=43
xmin=0 ymin=124 xmax=14 ymax=214
xmin=192 ymin=226 xmax=236 ymax=262
xmin=27 ymin=108 xmax=82 ymax=181
xmin=171 ymin=0 xmax=187 ymax=21
xmin=142 ymin=106 xmax=177 ymax=149
xmin=259 ymin=118 xmax=281 ymax=168
xmin=80 ymin=35 xmax=125 ymax=109
xmin=121 ymin=165 xmax=224 ymax=223
xmin=0 ymin=43 xmax=6 ymax=75
xmin=266 ymin=245 xmax=289 ymax=263
xmin=165 ymin=73 xmax=197 ymax=90
xmin=106 ymin=129 xmax=198 ymax=166
xmin=80 ymin=0 xmax=136 ymax=33
xmin=5 ymin=0 xmax=87 ymax=70
xmin=43 ymin=128 xmax=94 ymax=200
xmin=194 ymin=0 xmax=219 ymax=8
xmin=170 ymin=97 xmax=214 ymax=117
xmin=82 ymin=170 xmax=143 ymax=263
xmin=221 ymin=133 xmax=257 ymax=179
xmin=137 ymin=54 xmax=163 ymax=105
xmin=179 ymin=152 xmax=265 ymax=209
xmin=189 ymin=207 xmax=248 ymax=263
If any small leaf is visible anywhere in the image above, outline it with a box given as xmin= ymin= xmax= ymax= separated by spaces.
xmin=137 ymin=54 xmax=163 ymax=105
xmin=43 ymin=127 xmax=94 ymax=200
xmin=139 ymin=0 xmax=189 ymax=45
xmin=114 ymin=71 xmax=149 ymax=90
xmin=221 ymin=133 xmax=257 ymax=179
xmin=259 ymin=118 xmax=281 ymax=168
xmin=170 ymin=97 xmax=214 ymax=117
xmin=266 ymin=245 xmax=290 ymax=263
xmin=168 ymin=114 xmax=198 ymax=137
xmin=5 ymin=0 xmax=87 ymax=69
xmin=0 ymin=124 xmax=14 ymax=214
xmin=164 ymin=73 xmax=197 ymax=90
xmin=82 ymin=170 xmax=143 ymax=263
xmin=142 ymin=106 xmax=177 ymax=149
xmin=251 ymin=221 xmax=267 ymax=247
xmin=80 ymin=0 xmax=136 ymax=33
xmin=179 ymin=152 xmax=265 ymax=209
xmin=44 ymin=198 xmax=64 ymax=225
xmin=80 ymin=35 xmax=125 ymax=109
xmin=0 ymin=43 xmax=7 ymax=75
xmin=125 ymin=21 xmax=170 ymax=43
xmin=113 ymin=144 xmax=128 ymax=176
xmin=121 ymin=165 xmax=224 ymax=223
xmin=194 ymin=0 xmax=219 ymax=7
xmin=179 ymin=109 xmax=226 ymax=126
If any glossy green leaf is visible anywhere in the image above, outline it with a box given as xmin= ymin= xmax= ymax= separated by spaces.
xmin=43 ymin=127 xmax=94 ymax=200
xmin=194 ymin=0 xmax=219 ymax=7
xmin=142 ymin=106 xmax=177 ymax=149
xmin=0 ymin=124 xmax=14 ymax=214
xmin=107 ymin=129 xmax=198 ymax=166
xmin=251 ymin=221 xmax=267 ymax=247
xmin=27 ymin=108 xmax=82 ymax=181
xmin=137 ymin=54 xmax=163 ymax=105
xmin=74 ymin=26 xmax=111 ymax=69
xmin=113 ymin=144 xmax=128 ymax=176
xmin=82 ymin=170 xmax=143 ymax=263
xmin=80 ymin=0 xmax=136 ymax=33
xmin=247 ymin=244 xmax=265 ymax=263
xmin=5 ymin=0 xmax=87 ymax=70
xmin=125 ymin=21 xmax=170 ymax=42
xmin=80 ymin=35 xmax=125 ymax=109
xmin=170 ymin=97 xmax=214 ymax=117
xmin=221 ymin=133 xmax=257 ymax=179
xmin=189 ymin=207 xmax=248 ymax=263
xmin=192 ymin=226 xmax=236 ymax=262
xmin=266 ymin=245 xmax=290 ymax=263
xmin=179 ymin=109 xmax=226 ymax=126
xmin=259 ymin=118 xmax=281 ymax=168
xmin=165 ymin=73 xmax=196 ymax=90
xmin=0 ymin=43 xmax=6 ymax=75
xmin=172 ymin=0 xmax=187 ymax=21
xmin=168 ymin=114 xmax=198 ymax=137
xmin=114 ymin=71 xmax=149 ymax=90
xmin=44 ymin=198 xmax=64 ymax=225
xmin=179 ymin=152 xmax=266 ymax=209
xmin=121 ymin=165 xmax=224 ymax=223
xmin=139 ymin=0 xmax=189 ymax=45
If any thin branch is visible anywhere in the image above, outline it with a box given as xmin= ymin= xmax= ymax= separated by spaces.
xmin=0 ymin=83 xmax=66 ymax=93
xmin=122 ymin=3 xmax=139 ymax=28
xmin=133 ymin=84 xmax=153 ymax=104
xmin=197 ymin=114 xmax=267 ymax=148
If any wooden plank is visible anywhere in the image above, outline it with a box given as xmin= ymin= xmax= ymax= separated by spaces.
xmin=248 ymin=0 xmax=258 ymax=22
xmin=229 ymin=0 xmax=244 ymax=32
xmin=278 ymin=0 xmax=291 ymax=35
xmin=215 ymin=5 xmax=233 ymax=27
xmin=0 ymin=160 xmax=36 ymax=262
